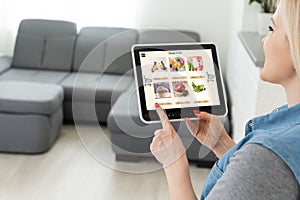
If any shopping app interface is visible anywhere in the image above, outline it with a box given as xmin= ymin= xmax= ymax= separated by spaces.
xmin=139 ymin=49 xmax=220 ymax=110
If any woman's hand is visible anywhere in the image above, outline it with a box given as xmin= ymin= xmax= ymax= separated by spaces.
xmin=185 ymin=110 xmax=235 ymax=158
xmin=150 ymin=103 xmax=187 ymax=168
xmin=150 ymin=103 xmax=197 ymax=200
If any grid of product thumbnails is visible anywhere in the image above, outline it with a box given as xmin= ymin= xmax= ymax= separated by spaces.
xmin=139 ymin=49 xmax=221 ymax=110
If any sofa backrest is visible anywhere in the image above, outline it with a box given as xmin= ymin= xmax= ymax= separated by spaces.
xmin=12 ymin=19 xmax=77 ymax=71
xmin=11 ymin=19 xmax=201 ymax=75
xmin=138 ymin=29 xmax=200 ymax=44
xmin=73 ymin=27 xmax=138 ymax=74
xmin=73 ymin=27 xmax=200 ymax=75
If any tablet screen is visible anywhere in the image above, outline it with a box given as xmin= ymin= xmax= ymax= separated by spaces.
xmin=132 ymin=43 xmax=227 ymax=123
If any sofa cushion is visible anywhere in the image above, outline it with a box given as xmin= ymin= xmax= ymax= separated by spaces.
xmin=42 ymin=36 xmax=76 ymax=70
xmin=107 ymin=82 xmax=164 ymax=136
xmin=178 ymin=30 xmax=201 ymax=42
xmin=0 ymin=68 xmax=69 ymax=84
xmin=12 ymin=19 xmax=76 ymax=71
xmin=0 ymin=56 xmax=12 ymax=74
xmin=73 ymin=27 xmax=138 ymax=74
xmin=0 ymin=81 xmax=63 ymax=115
xmin=60 ymin=72 xmax=133 ymax=103
xmin=12 ymin=34 xmax=44 ymax=68
xmin=72 ymin=28 xmax=107 ymax=72
xmin=104 ymin=30 xmax=138 ymax=75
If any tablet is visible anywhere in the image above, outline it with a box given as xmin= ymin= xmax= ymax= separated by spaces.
xmin=131 ymin=43 xmax=227 ymax=123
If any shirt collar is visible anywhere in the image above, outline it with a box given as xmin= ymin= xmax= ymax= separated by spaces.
xmin=246 ymin=103 xmax=300 ymax=135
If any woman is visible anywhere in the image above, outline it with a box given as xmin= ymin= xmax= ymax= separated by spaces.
xmin=150 ymin=0 xmax=300 ymax=199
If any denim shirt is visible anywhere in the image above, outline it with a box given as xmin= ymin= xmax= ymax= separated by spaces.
xmin=201 ymin=104 xmax=300 ymax=199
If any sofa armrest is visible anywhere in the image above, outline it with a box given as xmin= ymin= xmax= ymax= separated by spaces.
xmin=0 ymin=56 xmax=12 ymax=73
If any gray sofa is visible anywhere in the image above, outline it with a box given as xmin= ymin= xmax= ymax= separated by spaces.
xmin=0 ymin=20 xmax=137 ymax=123
xmin=0 ymin=19 xmax=230 ymax=165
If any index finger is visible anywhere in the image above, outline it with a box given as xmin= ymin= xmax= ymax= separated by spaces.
xmin=155 ymin=103 xmax=171 ymax=128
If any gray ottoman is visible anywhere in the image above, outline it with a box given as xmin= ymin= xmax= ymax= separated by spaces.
xmin=0 ymin=81 xmax=64 ymax=153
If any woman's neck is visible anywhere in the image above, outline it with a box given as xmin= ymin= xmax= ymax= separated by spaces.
xmin=282 ymin=74 xmax=300 ymax=107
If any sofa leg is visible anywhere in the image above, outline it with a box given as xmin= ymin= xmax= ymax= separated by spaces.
xmin=115 ymin=154 xmax=140 ymax=162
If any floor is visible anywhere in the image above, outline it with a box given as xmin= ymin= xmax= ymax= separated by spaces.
xmin=0 ymin=125 xmax=210 ymax=200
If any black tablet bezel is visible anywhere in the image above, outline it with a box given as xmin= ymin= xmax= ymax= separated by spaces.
xmin=132 ymin=43 xmax=227 ymax=123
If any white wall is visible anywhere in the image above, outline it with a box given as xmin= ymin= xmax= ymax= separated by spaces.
xmin=0 ymin=0 xmax=11 ymax=55
xmin=135 ymin=0 xmax=234 ymax=73
xmin=0 ymin=0 xmax=236 ymax=73
xmin=241 ymin=0 xmax=262 ymax=32
xmin=226 ymin=0 xmax=247 ymax=76
xmin=0 ymin=0 xmax=138 ymax=56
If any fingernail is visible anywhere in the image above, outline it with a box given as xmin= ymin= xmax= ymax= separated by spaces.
xmin=193 ymin=110 xmax=200 ymax=114
xmin=155 ymin=103 xmax=160 ymax=108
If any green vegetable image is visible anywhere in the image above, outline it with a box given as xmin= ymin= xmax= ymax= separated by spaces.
xmin=188 ymin=62 xmax=194 ymax=71
xmin=192 ymin=82 xmax=206 ymax=93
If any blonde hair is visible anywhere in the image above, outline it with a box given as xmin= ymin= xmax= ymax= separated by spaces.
xmin=280 ymin=0 xmax=300 ymax=73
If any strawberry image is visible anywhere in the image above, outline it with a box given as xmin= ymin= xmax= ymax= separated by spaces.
xmin=174 ymin=82 xmax=188 ymax=96
xmin=174 ymin=82 xmax=185 ymax=92
xmin=179 ymin=82 xmax=185 ymax=91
